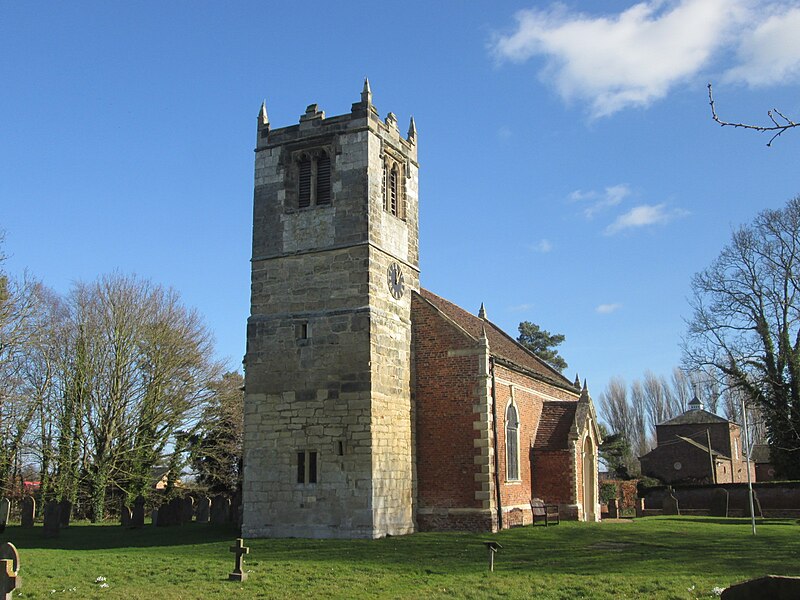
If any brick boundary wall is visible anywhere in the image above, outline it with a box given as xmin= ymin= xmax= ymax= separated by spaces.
xmin=641 ymin=481 xmax=800 ymax=517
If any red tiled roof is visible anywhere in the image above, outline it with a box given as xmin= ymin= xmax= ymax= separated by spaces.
xmin=418 ymin=289 xmax=573 ymax=387
xmin=534 ymin=401 xmax=578 ymax=450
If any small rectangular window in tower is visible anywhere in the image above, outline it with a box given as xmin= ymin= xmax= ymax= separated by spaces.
xmin=297 ymin=451 xmax=306 ymax=484
xmin=295 ymin=321 xmax=309 ymax=340
xmin=316 ymin=154 xmax=331 ymax=205
xmin=298 ymin=158 xmax=312 ymax=208
xmin=308 ymin=451 xmax=317 ymax=484
xmin=336 ymin=440 xmax=344 ymax=456
xmin=297 ymin=450 xmax=318 ymax=485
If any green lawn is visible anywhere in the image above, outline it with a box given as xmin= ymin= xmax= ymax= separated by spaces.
xmin=2 ymin=517 xmax=798 ymax=599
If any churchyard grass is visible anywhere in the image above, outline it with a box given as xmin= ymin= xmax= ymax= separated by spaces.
xmin=2 ymin=516 xmax=798 ymax=599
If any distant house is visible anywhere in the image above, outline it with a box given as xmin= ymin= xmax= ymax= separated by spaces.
xmin=151 ymin=467 xmax=181 ymax=490
xmin=751 ymin=444 xmax=776 ymax=481
xmin=639 ymin=397 xmax=755 ymax=485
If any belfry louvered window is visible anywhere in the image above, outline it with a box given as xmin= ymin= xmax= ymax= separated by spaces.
xmin=389 ymin=165 xmax=398 ymax=216
xmin=316 ymin=152 xmax=331 ymax=204
xmin=298 ymin=157 xmax=312 ymax=208
xmin=506 ymin=403 xmax=520 ymax=481
xmin=382 ymin=158 xmax=405 ymax=219
xmin=296 ymin=150 xmax=332 ymax=209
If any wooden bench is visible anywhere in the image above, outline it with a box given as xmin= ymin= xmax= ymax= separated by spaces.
xmin=530 ymin=498 xmax=560 ymax=526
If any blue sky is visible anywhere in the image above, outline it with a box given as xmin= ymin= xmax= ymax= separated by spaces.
xmin=2 ymin=1 xmax=799 ymax=413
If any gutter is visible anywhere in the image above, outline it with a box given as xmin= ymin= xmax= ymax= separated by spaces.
xmin=490 ymin=357 xmax=503 ymax=531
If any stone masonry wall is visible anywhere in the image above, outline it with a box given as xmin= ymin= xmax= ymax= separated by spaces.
xmin=244 ymin=94 xmax=419 ymax=539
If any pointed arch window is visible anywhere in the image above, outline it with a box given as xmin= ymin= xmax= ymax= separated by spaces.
xmin=382 ymin=158 xmax=406 ymax=219
xmin=506 ymin=403 xmax=520 ymax=481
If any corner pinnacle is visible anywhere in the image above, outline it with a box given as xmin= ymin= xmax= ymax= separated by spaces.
xmin=478 ymin=302 xmax=487 ymax=319
xmin=408 ymin=116 xmax=417 ymax=141
xmin=361 ymin=77 xmax=372 ymax=104
xmin=258 ymin=100 xmax=269 ymax=128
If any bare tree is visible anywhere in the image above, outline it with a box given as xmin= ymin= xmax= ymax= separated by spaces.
xmin=684 ymin=196 xmax=800 ymax=478
xmin=708 ymin=83 xmax=799 ymax=147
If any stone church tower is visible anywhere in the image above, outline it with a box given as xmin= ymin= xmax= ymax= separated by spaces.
xmin=242 ymin=81 xmax=419 ymax=538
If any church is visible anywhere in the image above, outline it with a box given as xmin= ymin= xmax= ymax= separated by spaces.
xmin=242 ymin=81 xmax=601 ymax=539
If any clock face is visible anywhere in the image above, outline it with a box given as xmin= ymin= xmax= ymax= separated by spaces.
xmin=387 ymin=262 xmax=405 ymax=299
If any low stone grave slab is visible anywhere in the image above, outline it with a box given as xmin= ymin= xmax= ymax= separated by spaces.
xmin=721 ymin=575 xmax=800 ymax=599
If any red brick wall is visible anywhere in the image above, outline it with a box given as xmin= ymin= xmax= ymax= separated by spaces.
xmin=643 ymin=422 xmax=754 ymax=484
xmin=413 ymin=296 xmax=482 ymax=510
xmin=413 ymin=294 xmax=584 ymax=529
xmin=532 ymin=450 xmax=574 ymax=505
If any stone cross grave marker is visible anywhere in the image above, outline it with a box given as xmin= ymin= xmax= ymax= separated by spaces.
xmin=20 ymin=498 xmax=34 ymax=529
xmin=228 ymin=538 xmax=250 ymax=582
xmin=0 ymin=499 xmax=9 ymax=533
xmin=42 ymin=501 xmax=61 ymax=538
xmin=1 ymin=542 xmax=20 ymax=600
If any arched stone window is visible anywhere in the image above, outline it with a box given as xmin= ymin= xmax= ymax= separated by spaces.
xmin=382 ymin=158 xmax=405 ymax=219
xmin=506 ymin=403 xmax=520 ymax=481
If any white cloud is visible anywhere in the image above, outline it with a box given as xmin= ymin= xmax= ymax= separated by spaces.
xmin=509 ymin=303 xmax=534 ymax=312
xmin=596 ymin=303 xmax=622 ymax=314
xmin=570 ymin=184 xmax=631 ymax=218
xmin=533 ymin=239 xmax=553 ymax=253
xmin=604 ymin=203 xmax=688 ymax=235
xmin=490 ymin=1 xmax=800 ymax=117
xmin=497 ymin=125 xmax=513 ymax=139
xmin=724 ymin=8 xmax=800 ymax=86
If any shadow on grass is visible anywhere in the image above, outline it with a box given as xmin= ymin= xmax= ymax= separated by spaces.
xmin=0 ymin=522 xmax=241 ymax=550
xmin=658 ymin=516 xmax=792 ymax=526
xmin=3 ymin=518 xmax=799 ymax=582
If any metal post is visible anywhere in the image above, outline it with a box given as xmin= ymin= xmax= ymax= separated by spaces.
xmin=741 ymin=398 xmax=756 ymax=536
xmin=706 ymin=429 xmax=717 ymax=484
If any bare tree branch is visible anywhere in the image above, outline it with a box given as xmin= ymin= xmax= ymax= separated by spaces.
xmin=708 ymin=83 xmax=798 ymax=147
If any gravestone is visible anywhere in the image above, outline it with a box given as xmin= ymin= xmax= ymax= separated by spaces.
xmin=607 ymin=498 xmax=619 ymax=519
xmin=662 ymin=493 xmax=680 ymax=516
xmin=635 ymin=497 xmax=645 ymax=518
xmin=228 ymin=538 xmax=250 ymax=582
xmin=20 ymin=497 xmax=34 ymax=529
xmin=181 ymin=496 xmax=194 ymax=524
xmin=710 ymin=488 xmax=729 ymax=517
xmin=752 ymin=490 xmax=764 ymax=518
xmin=157 ymin=497 xmax=183 ymax=527
xmin=132 ymin=496 xmax=145 ymax=528
xmin=210 ymin=496 xmax=230 ymax=525
xmin=721 ymin=575 xmax=800 ymax=599
xmin=150 ymin=508 xmax=158 ymax=527
xmin=196 ymin=496 xmax=211 ymax=523
xmin=0 ymin=542 xmax=20 ymax=600
xmin=42 ymin=501 xmax=61 ymax=538
xmin=0 ymin=499 xmax=9 ymax=533
xmin=232 ymin=490 xmax=243 ymax=526
xmin=120 ymin=504 xmax=133 ymax=527
xmin=170 ymin=497 xmax=184 ymax=525
xmin=58 ymin=500 xmax=72 ymax=528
